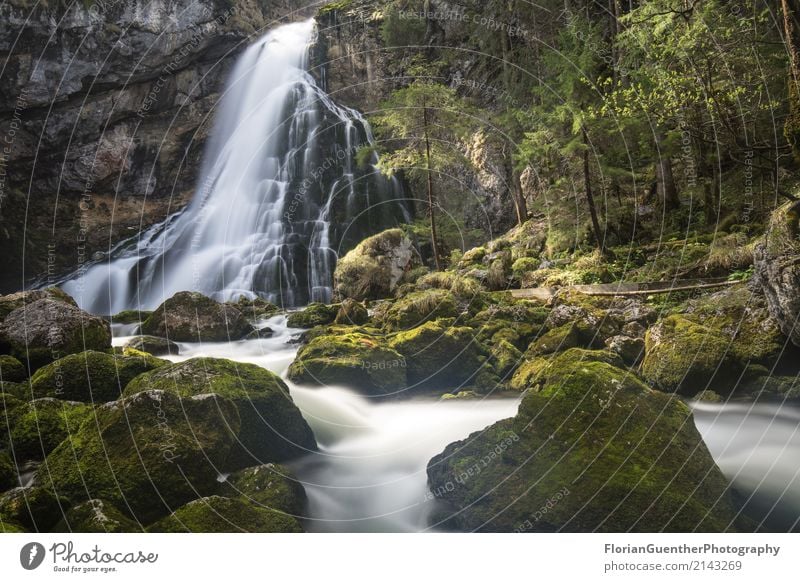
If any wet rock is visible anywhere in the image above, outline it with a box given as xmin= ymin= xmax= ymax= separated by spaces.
xmin=124 ymin=335 xmax=180 ymax=357
xmin=140 ymin=292 xmax=254 ymax=341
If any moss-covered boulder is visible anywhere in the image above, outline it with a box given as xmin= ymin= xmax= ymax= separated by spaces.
xmin=525 ymin=323 xmax=582 ymax=357
xmin=470 ymin=300 xmax=549 ymax=351
xmin=334 ymin=228 xmax=413 ymax=301
xmin=40 ymin=390 xmax=240 ymax=524
xmin=509 ymin=348 xmax=625 ymax=392
xmin=604 ymin=334 xmax=645 ymax=364
xmin=140 ymin=291 xmax=254 ymax=341
xmin=488 ymin=339 xmax=523 ymax=380
xmin=125 ymin=358 xmax=316 ymax=469
xmin=222 ymin=463 xmax=306 ymax=515
xmin=109 ymin=310 xmax=152 ymax=325
xmin=0 ymin=485 xmax=68 ymax=531
xmin=380 ymin=289 xmax=459 ymax=331
xmin=334 ymin=299 xmax=369 ymax=325
xmin=389 ymin=320 xmax=486 ymax=391
xmin=0 ymin=287 xmax=76 ymax=319
xmin=427 ymin=356 xmax=739 ymax=532
xmin=124 ymin=335 xmax=180 ymax=357
xmin=641 ymin=315 xmax=741 ymax=396
xmin=0 ymin=298 xmax=111 ymax=371
xmin=149 ymin=495 xmax=302 ymax=533
xmin=54 ymin=499 xmax=141 ymax=533
xmin=30 ymin=350 xmax=166 ymax=402
xmin=8 ymin=399 xmax=92 ymax=461
xmin=286 ymin=302 xmax=338 ymax=328
xmin=288 ymin=331 xmax=407 ymax=395
xmin=0 ymin=451 xmax=16 ymax=492
xmin=0 ymin=355 xmax=26 ymax=382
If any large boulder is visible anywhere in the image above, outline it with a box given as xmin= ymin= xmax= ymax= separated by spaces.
xmin=149 ymin=495 xmax=302 ymax=533
xmin=30 ymin=350 xmax=166 ymax=402
xmin=388 ymin=320 xmax=486 ymax=391
xmin=641 ymin=315 xmax=741 ymax=396
xmin=54 ymin=499 xmax=141 ymax=533
xmin=8 ymin=398 xmax=92 ymax=461
xmin=754 ymin=203 xmax=800 ymax=346
xmin=288 ymin=330 xmax=407 ymax=395
xmin=0 ymin=298 xmax=111 ymax=370
xmin=334 ymin=228 xmax=413 ymax=301
xmin=140 ymin=292 xmax=254 ymax=341
xmin=125 ymin=358 xmax=316 ymax=469
xmin=427 ymin=352 xmax=739 ymax=532
xmin=0 ymin=287 xmax=76 ymax=319
xmin=40 ymin=390 xmax=240 ymax=524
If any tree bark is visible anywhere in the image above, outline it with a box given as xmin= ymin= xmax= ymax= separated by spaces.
xmin=422 ymin=103 xmax=441 ymax=271
xmin=582 ymin=128 xmax=604 ymax=252
xmin=781 ymin=0 xmax=800 ymax=159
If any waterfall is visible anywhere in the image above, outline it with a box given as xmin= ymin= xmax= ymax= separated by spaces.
xmin=63 ymin=19 xmax=409 ymax=314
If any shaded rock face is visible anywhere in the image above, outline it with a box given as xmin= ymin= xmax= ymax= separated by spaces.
xmin=754 ymin=203 xmax=800 ymax=347
xmin=140 ymin=291 xmax=254 ymax=341
xmin=0 ymin=0 xmax=306 ymax=291
xmin=0 ymin=298 xmax=111 ymax=370
xmin=427 ymin=350 xmax=740 ymax=532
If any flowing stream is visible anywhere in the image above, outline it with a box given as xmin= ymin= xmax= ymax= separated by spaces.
xmin=111 ymin=318 xmax=800 ymax=532
xmin=64 ymin=19 xmax=408 ymax=314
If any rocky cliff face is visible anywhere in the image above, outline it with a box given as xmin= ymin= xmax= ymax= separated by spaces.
xmin=0 ymin=0 xmax=308 ymax=292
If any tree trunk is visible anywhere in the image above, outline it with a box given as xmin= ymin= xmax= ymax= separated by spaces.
xmin=781 ymin=0 xmax=800 ymax=160
xmin=582 ymin=128 xmax=604 ymax=252
xmin=654 ymin=130 xmax=679 ymax=209
xmin=509 ymin=162 xmax=527 ymax=226
xmin=422 ymin=103 xmax=441 ymax=271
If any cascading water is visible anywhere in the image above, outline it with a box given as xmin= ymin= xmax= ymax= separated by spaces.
xmin=63 ymin=19 xmax=409 ymax=314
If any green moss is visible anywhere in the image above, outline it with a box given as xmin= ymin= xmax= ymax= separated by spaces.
xmin=30 ymin=350 xmax=166 ymax=402
xmin=510 ymin=348 xmax=624 ymax=392
xmin=288 ymin=331 xmax=407 ymax=395
xmin=416 ymin=271 xmax=485 ymax=299
xmin=641 ymin=315 xmax=741 ymax=396
xmin=222 ymin=463 xmax=306 ymax=515
xmin=488 ymin=340 xmax=522 ymax=380
xmin=41 ymin=390 xmax=240 ymax=524
xmin=334 ymin=298 xmax=369 ymax=325
xmin=125 ymin=358 xmax=316 ymax=469
xmin=0 ymin=355 xmax=26 ymax=382
xmin=149 ymin=495 xmax=302 ymax=533
xmin=428 ymin=358 xmax=738 ymax=532
xmin=9 ymin=399 xmax=92 ymax=461
xmin=525 ymin=323 xmax=581 ymax=357
xmin=381 ymin=289 xmax=459 ymax=331
xmin=286 ymin=303 xmax=339 ymax=328
xmin=109 ymin=310 xmax=152 ymax=324
xmin=334 ymin=228 xmax=413 ymax=301
xmin=55 ymin=499 xmax=141 ymax=533
xmin=458 ymin=246 xmax=487 ymax=268
xmin=388 ymin=320 xmax=487 ymax=391
xmin=225 ymin=296 xmax=280 ymax=320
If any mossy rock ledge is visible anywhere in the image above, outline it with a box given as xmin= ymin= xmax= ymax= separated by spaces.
xmin=288 ymin=330 xmax=407 ymax=395
xmin=40 ymin=389 xmax=241 ymax=524
xmin=140 ymin=291 xmax=254 ymax=341
xmin=427 ymin=352 xmax=739 ymax=532
xmin=30 ymin=350 xmax=166 ymax=402
xmin=125 ymin=358 xmax=317 ymax=469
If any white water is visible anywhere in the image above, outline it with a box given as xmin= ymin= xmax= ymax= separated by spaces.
xmin=113 ymin=316 xmax=520 ymax=532
xmin=111 ymin=319 xmax=800 ymax=532
xmin=64 ymin=19 xmax=408 ymax=314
